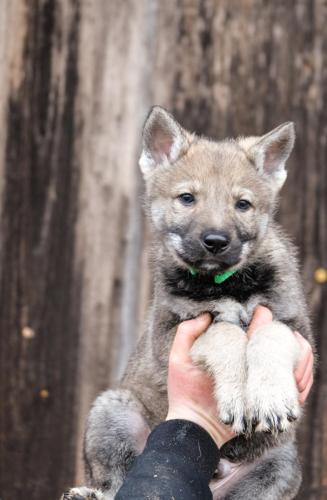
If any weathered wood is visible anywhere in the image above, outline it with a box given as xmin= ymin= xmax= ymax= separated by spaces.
xmin=0 ymin=1 xmax=82 ymax=497
xmin=72 ymin=0 xmax=155 ymax=481
xmin=0 ymin=1 xmax=326 ymax=499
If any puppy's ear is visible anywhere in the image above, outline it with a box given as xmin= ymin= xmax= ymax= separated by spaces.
xmin=249 ymin=122 xmax=295 ymax=191
xmin=139 ymin=106 xmax=191 ymax=175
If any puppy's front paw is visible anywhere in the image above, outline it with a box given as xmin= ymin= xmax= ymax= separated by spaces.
xmin=245 ymin=320 xmax=301 ymax=434
xmin=217 ymin=388 xmax=247 ymax=434
xmin=245 ymin=373 xmax=300 ymax=434
xmin=191 ymin=321 xmax=247 ymax=434
xmin=62 ymin=487 xmax=105 ymax=500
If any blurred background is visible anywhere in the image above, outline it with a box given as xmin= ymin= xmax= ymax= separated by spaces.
xmin=0 ymin=0 xmax=326 ymax=498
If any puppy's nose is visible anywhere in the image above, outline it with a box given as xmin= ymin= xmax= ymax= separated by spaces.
xmin=202 ymin=231 xmax=231 ymax=254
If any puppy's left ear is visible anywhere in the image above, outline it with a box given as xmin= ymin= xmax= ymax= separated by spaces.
xmin=249 ymin=122 xmax=295 ymax=191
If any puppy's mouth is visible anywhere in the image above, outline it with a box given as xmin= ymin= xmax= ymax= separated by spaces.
xmin=166 ymin=230 xmax=257 ymax=276
xmin=174 ymin=248 xmax=243 ymax=273
xmin=167 ymin=232 xmax=254 ymax=273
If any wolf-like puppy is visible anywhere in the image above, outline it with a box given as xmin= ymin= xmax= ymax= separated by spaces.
xmin=64 ymin=107 xmax=313 ymax=500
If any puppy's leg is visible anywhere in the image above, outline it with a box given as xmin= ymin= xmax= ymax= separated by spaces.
xmin=213 ymin=442 xmax=302 ymax=500
xmin=246 ymin=321 xmax=301 ymax=433
xmin=62 ymin=389 xmax=150 ymax=500
xmin=191 ymin=322 xmax=247 ymax=434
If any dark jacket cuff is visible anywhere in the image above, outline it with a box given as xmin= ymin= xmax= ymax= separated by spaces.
xmin=147 ymin=419 xmax=220 ymax=481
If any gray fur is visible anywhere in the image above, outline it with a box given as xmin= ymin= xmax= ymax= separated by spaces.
xmin=214 ymin=443 xmax=302 ymax=500
xmin=63 ymin=107 xmax=313 ymax=500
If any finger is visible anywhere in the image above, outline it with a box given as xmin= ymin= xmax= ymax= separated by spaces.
xmin=299 ymin=374 xmax=314 ymax=405
xmin=296 ymin=353 xmax=314 ymax=392
xmin=170 ymin=313 xmax=212 ymax=363
xmin=247 ymin=305 xmax=273 ymax=338
xmin=293 ymin=332 xmax=313 ymax=382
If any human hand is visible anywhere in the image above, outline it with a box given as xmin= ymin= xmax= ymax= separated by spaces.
xmin=247 ymin=305 xmax=314 ymax=404
xmin=166 ymin=313 xmax=236 ymax=448
xmin=166 ymin=307 xmax=313 ymax=449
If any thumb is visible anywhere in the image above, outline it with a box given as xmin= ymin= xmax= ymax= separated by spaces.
xmin=247 ymin=305 xmax=273 ymax=338
xmin=170 ymin=313 xmax=212 ymax=363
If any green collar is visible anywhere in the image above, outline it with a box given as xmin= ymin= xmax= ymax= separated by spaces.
xmin=189 ymin=267 xmax=237 ymax=284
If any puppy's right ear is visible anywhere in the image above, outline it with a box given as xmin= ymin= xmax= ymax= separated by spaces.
xmin=139 ymin=106 xmax=191 ymax=175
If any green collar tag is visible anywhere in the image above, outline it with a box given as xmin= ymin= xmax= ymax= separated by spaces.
xmin=214 ymin=269 xmax=236 ymax=284
xmin=189 ymin=267 xmax=236 ymax=284
xmin=189 ymin=267 xmax=198 ymax=277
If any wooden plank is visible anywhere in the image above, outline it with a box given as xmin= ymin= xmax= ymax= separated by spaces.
xmin=72 ymin=0 xmax=154 ymax=483
xmin=0 ymin=1 xmax=82 ymax=497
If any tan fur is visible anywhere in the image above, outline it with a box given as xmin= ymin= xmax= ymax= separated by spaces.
xmin=63 ymin=107 xmax=311 ymax=500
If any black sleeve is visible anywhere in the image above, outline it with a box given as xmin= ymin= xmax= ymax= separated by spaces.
xmin=115 ymin=419 xmax=220 ymax=500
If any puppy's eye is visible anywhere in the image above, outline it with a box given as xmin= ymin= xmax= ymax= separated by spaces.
xmin=236 ymin=199 xmax=252 ymax=211
xmin=178 ymin=193 xmax=195 ymax=205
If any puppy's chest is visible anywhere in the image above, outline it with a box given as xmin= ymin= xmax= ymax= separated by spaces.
xmin=161 ymin=263 xmax=277 ymax=326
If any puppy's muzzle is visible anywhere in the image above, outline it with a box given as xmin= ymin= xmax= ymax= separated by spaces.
xmin=201 ymin=230 xmax=231 ymax=254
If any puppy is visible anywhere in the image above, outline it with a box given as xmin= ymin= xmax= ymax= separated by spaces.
xmin=63 ymin=106 xmax=313 ymax=500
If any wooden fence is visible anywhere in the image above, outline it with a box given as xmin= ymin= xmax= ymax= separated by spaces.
xmin=0 ymin=1 xmax=326 ymax=498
